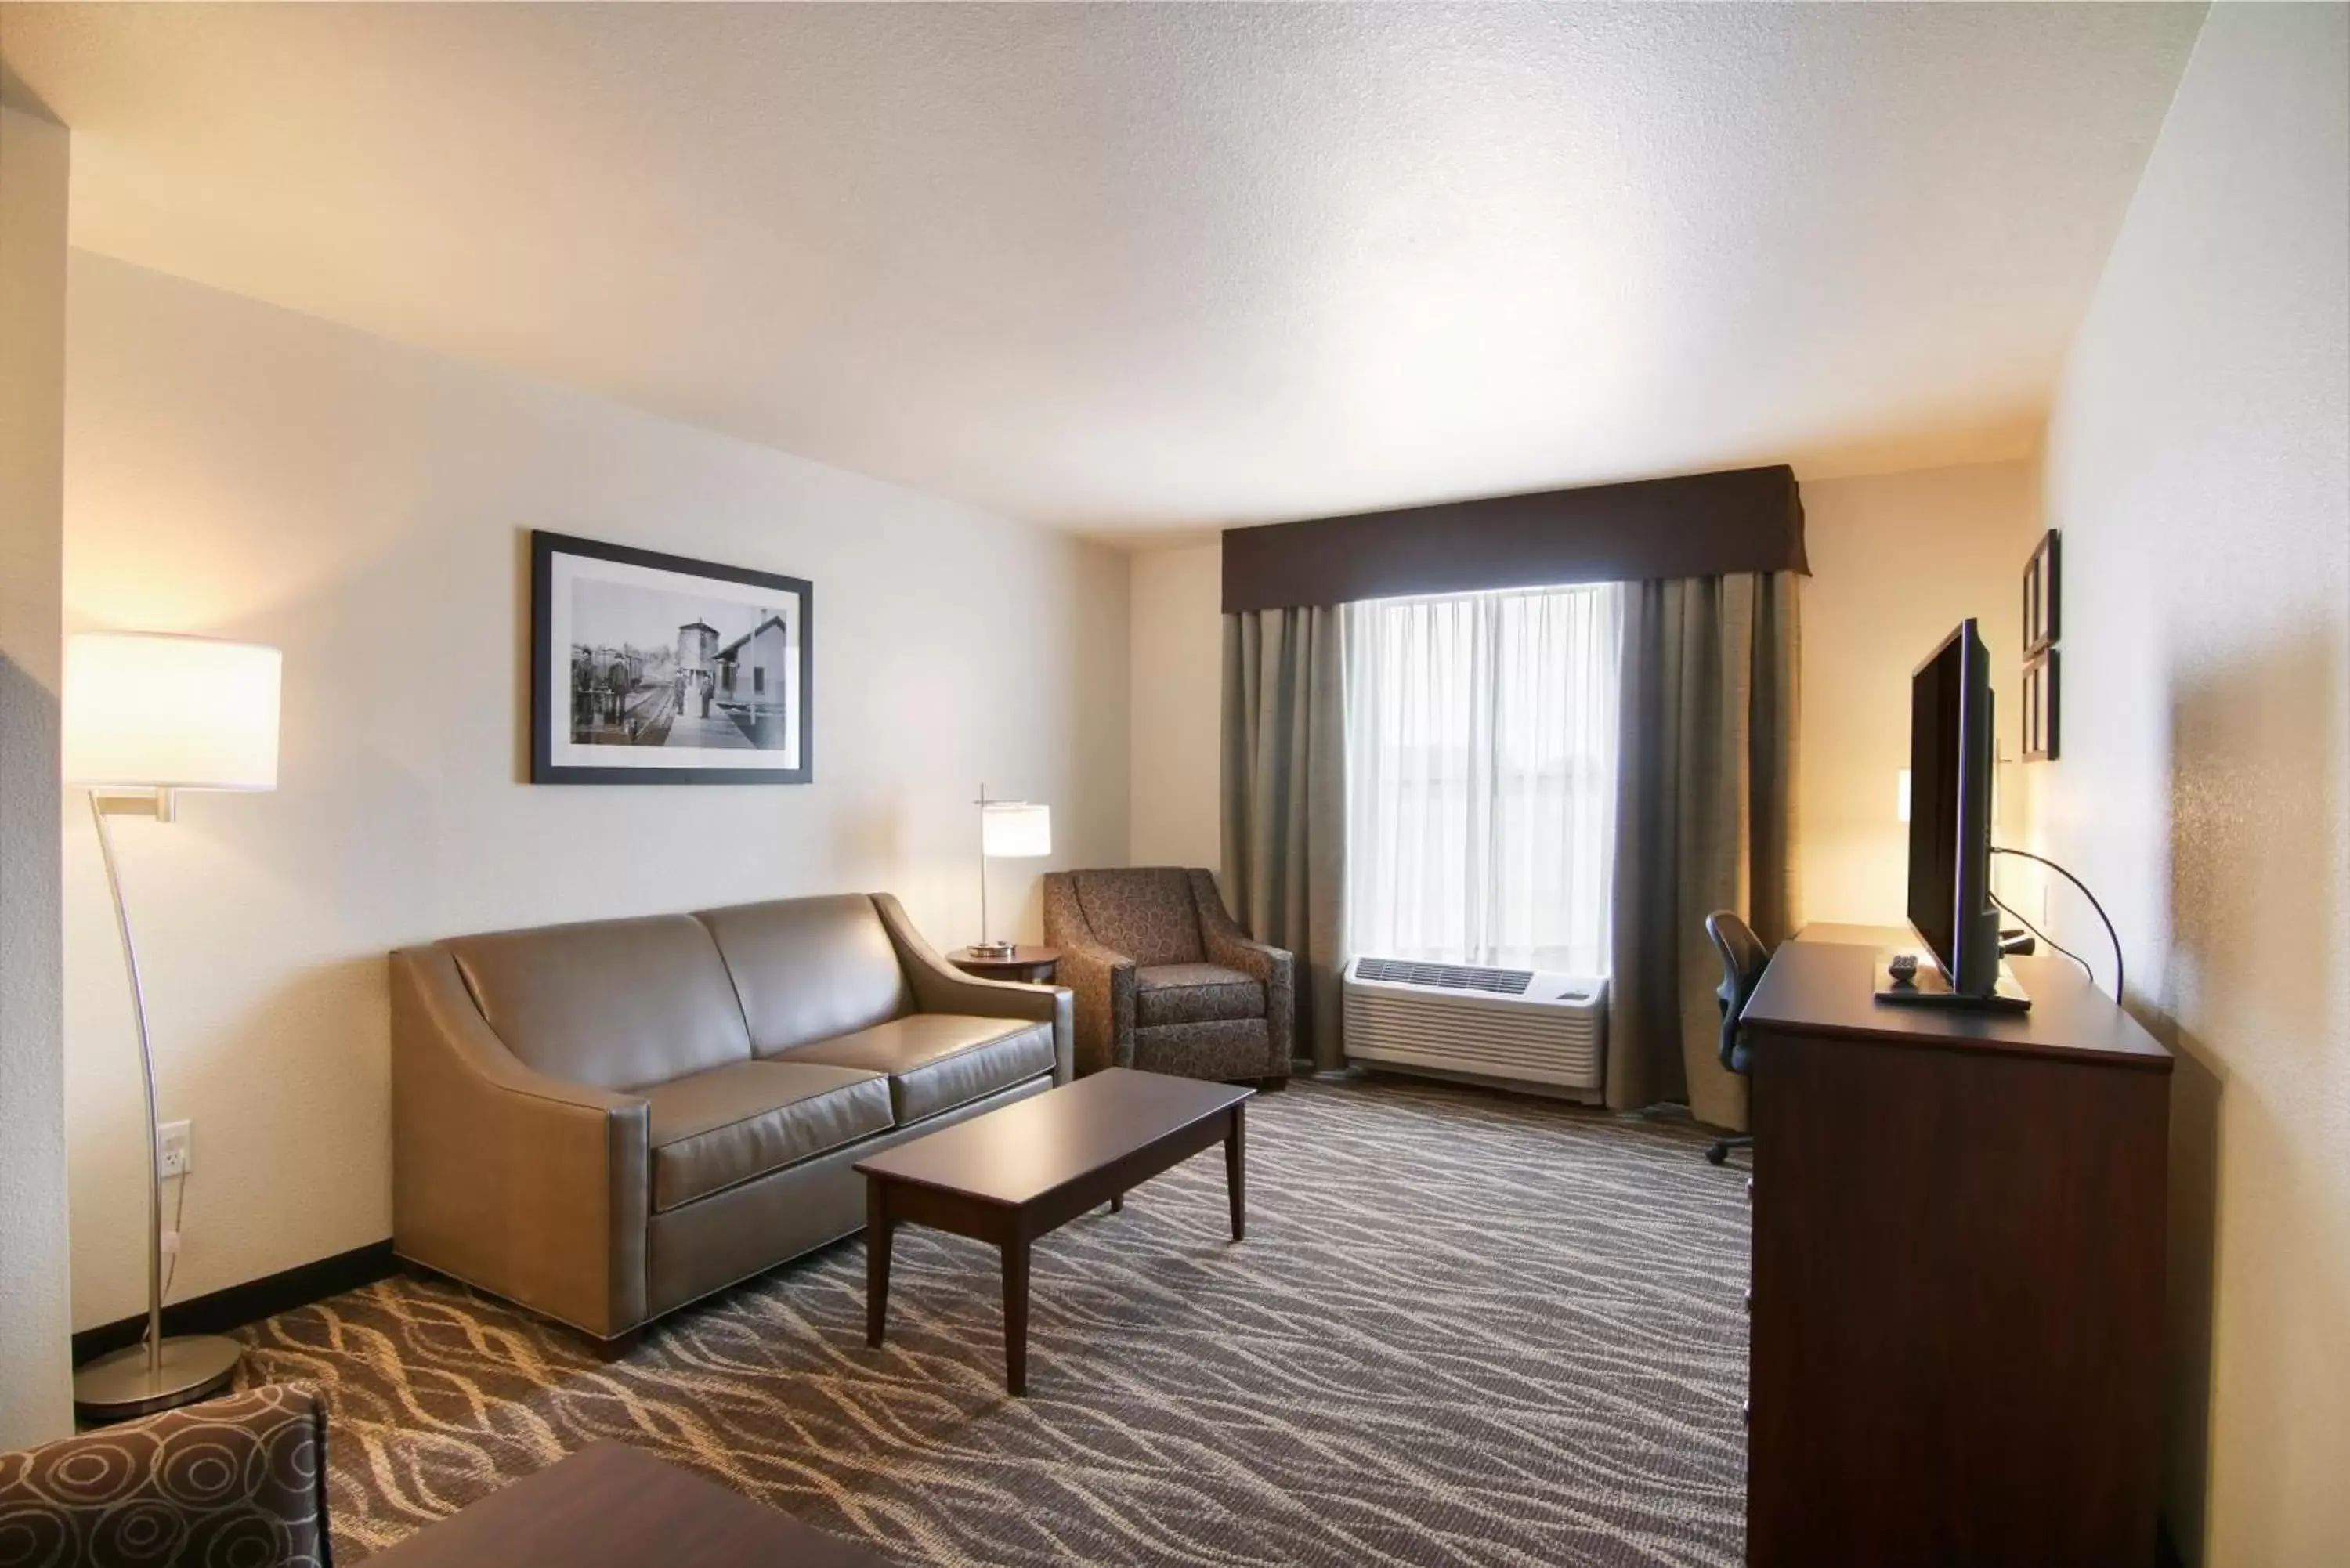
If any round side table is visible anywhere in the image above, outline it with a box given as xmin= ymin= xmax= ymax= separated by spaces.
xmin=948 ymin=945 xmax=1061 ymax=985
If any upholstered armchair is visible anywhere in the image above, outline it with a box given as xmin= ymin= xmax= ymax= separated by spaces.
xmin=1042 ymin=867 xmax=1293 ymax=1084
xmin=0 ymin=1384 xmax=334 ymax=1567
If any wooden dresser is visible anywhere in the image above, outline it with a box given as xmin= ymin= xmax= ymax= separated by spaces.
xmin=1741 ymin=927 xmax=2171 ymax=1566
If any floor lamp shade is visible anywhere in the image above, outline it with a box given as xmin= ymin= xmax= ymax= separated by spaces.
xmin=65 ymin=632 xmax=282 ymax=790
xmin=63 ymin=631 xmax=280 ymax=1422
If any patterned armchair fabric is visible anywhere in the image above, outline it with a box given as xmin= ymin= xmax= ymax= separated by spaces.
xmin=1043 ymin=868 xmax=1295 ymax=1082
xmin=0 ymin=1384 xmax=333 ymax=1568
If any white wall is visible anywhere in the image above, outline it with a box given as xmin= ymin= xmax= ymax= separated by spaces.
xmin=2030 ymin=4 xmax=2349 ymax=1560
xmin=0 ymin=103 xmax=75 ymax=1447
xmin=61 ymin=254 xmax=1130 ymax=1330
xmin=1127 ymin=542 xmax=1222 ymax=869
xmin=1796 ymin=460 xmax=2044 ymax=927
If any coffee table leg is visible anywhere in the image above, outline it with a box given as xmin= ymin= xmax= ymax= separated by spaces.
xmin=1109 ymin=1192 xmax=1123 ymax=1214
xmin=1226 ymin=1104 xmax=1246 ymax=1241
xmin=1002 ymin=1234 xmax=1030 ymax=1396
xmin=866 ymin=1181 xmax=893 ymax=1349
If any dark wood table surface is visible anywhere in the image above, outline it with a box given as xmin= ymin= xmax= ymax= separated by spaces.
xmin=365 ymin=1440 xmax=891 ymax=1566
xmin=947 ymin=945 xmax=1061 ymax=985
xmin=856 ymin=1068 xmax=1253 ymax=1394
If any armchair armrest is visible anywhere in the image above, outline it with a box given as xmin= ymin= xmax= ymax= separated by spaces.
xmin=0 ymin=1385 xmax=331 ymax=1567
xmin=391 ymin=946 xmax=651 ymax=1339
xmin=1039 ymin=874 xmax=1136 ymax=1075
xmin=1191 ymin=869 xmax=1296 ymax=1076
xmin=872 ymin=893 xmax=1074 ymax=1084
xmin=1054 ymin=937 xmax=1137 ymax=1075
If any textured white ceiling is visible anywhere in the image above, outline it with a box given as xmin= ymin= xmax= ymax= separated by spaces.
xmin=2 ymin=3 xmax=2204 ymax=538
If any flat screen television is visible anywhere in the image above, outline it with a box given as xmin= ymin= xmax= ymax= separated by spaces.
xmin=1903 ymin=619 xmax=2007 ymax=1002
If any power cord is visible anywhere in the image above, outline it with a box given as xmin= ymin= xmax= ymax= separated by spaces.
xmin=1990 ymin=846 xmax=2125 ymax=1002
xmin=143 ymin=1169 xmax=189 ymax=1352
xmin=1990 ymin=888 xmax=2094 ymax=985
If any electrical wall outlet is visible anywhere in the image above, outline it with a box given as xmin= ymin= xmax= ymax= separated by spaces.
xmin=157 ymin=1120 xmax=191 ymax=1179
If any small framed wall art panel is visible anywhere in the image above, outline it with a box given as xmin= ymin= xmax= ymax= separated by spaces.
xmin=2023 ymin=529 xmax=2060 ymax=655
xmin=530 ymin=529 xmax=812 ymax=784
xmin=2021 ymin=649 xmax=2059 ymax=761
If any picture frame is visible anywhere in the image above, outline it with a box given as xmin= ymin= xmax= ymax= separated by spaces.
xmin=2022 ymin=648 xmax=2059 ymax=761
xmin=530 ymin=529 xmax=812 ymax=785
xmin=2023 ymin=528 xmax=2060 ymax=656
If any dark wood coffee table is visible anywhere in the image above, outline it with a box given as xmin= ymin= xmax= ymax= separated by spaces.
xmin=855 ymin=1067 xmax=1253 ymax=1395
xmin=367 ymin=1440 xmax=888 ymax=1566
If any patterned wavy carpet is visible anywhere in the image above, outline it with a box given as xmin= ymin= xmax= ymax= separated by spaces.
xmin=236 ymin=1075 xmax=1750 ymax=1566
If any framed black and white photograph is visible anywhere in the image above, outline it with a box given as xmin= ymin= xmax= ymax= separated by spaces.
xmin=2023 ymin=528 xmax=2060 ymax=655
xmin=530 ymin=529 xmax=812 ymax=785
xmin=2022 ymin=648 xmax=2059 ymax=761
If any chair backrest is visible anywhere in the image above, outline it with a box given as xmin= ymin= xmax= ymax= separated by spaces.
xmin=1054 ymin=867 xmax=1205 ymax=966
xmin=0 ymin=1384 xmax=332 ymax=1567
xmin=1704 ymin=910 xmax=1771 ymax=1073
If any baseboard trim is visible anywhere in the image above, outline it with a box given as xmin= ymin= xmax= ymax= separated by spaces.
xmin=70 ymin=1238 xmax=398 ymax=1367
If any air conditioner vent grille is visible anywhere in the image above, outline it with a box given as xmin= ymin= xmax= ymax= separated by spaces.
xmin=1351 ymin=958 xmax=1534 ymax=995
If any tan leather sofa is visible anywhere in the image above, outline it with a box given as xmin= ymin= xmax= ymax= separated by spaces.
xmin=392 ymin=891 xmax=1070 ymax=1346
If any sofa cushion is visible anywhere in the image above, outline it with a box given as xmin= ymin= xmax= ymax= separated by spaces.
xmin=642 ymin=1060 xmax=894 ymax=1212
xmin=1068 ymin=867 xmax=1206 ymax=966
xmin=696 ymin=894 xmax=915 ymax=1055
xmin=1135 ymin=962 xmax=1266 ymax=1028
xmin=784 ymin=1015 xmax=1056 ymax=1124
xmin=443 ymin=914 xmax=753 ymax=1090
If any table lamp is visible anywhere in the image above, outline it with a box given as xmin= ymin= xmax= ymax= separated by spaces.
xmin=971 ymin=785 xmax=1050 ymax=959
xmin=63 ymin=631 xmax=281 ymax=1421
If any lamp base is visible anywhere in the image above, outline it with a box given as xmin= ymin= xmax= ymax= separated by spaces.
xmin=72 ymin=1334 xmax=241 ymax=1422
xmin=966 ymin=939 xmax=1020 ymax=960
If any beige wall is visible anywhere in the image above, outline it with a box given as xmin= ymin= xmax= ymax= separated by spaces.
xmin=60 ymin=254 xmax=1130 ymax=1330
xmin=0 ymin=103 xmax=75 ymax=1448
xmin=2029 ymin=4 xmax=2348 ymax=1559
xmin=1127 ymin=542 xmax=1222 ymax=870
xmin=1796 ymin=460 xmax=2044 ymax=927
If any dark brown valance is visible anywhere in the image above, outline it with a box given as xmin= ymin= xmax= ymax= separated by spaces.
xmin=1220 ymin=464 xmax=1806 ymax=613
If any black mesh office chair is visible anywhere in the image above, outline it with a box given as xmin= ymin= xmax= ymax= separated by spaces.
xmin=1703 ymin=909 xmax=1770 ymax=1166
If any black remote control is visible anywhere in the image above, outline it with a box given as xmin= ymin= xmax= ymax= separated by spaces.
xmin=1889 ymin=952 xmax=1920 ymax=985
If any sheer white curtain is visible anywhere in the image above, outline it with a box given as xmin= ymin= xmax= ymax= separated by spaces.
xmin=1343 ymin=583 xmax=1621 ymax=974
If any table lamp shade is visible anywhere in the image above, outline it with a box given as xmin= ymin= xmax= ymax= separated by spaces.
xmin=981 ymin=801 xmax=1051 ymax=858
xmin=65 ymin=632 xmax=282 ymax=791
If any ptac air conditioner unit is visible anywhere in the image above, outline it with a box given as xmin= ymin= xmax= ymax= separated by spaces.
xmin=1342 ymin=957 xmax=1607 ymax=1101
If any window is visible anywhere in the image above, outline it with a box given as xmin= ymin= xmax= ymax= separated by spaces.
xmin=753 ymin=666 xmax=765 ymax=695
xmin=1344 ymin=583 xmax=1620 ymax=974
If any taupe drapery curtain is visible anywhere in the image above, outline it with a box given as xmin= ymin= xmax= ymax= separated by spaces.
xmin=1607 ymin=573 xmax=1799 ymax=1129
xmin=1220 ymin=607 xmax=1348 ymax=1071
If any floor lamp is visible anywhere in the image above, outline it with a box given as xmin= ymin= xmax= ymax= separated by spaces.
xmin=64 ymin=631 xmax=282 ymax=1422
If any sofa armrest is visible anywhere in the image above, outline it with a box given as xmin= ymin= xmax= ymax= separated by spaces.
xmin=391 ymin=946 xmax=651 ymax=1339
xmin=1191 ymin=869 xmax=1296 ymax=1076
xmin=872 ymin=893 xmax=1074 ymax=1084
xmin=0 ymin=1385 xmax=331 ymax=1566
